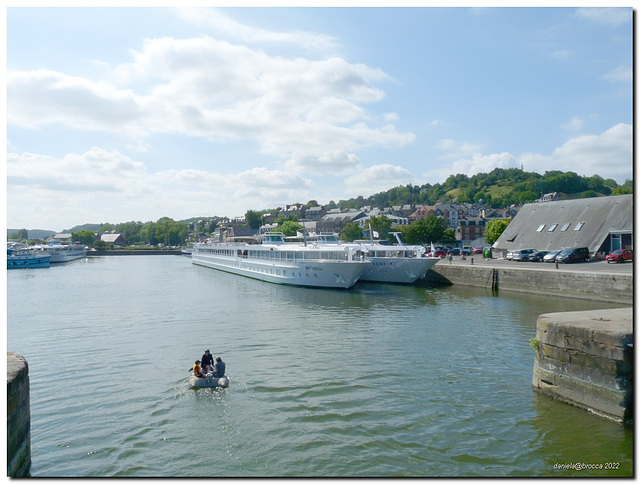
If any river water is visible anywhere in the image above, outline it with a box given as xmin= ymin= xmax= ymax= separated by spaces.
xmin=7 ymin=255 xmax=633 ymax=477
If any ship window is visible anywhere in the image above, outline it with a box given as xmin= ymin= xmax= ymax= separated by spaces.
xmin=560 ymin=223 xmax=571 ymax=231
xmin=574 ymin=222 xmax=585 ymax=231
xmin=536 ymin=224 xmax=545 ymax=232
xmin=547 ymin=224 xmax=558 ymax=232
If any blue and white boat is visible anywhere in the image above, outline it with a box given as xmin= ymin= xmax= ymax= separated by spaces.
xmin=7 ymin=247 xmax=51 ymax=269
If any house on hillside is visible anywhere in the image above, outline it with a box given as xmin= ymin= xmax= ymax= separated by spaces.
xmin=316 ymin=210 xmax=367 ymax=233
xmin=100 ymin=233 xmax=126 ymax=246
xmin=279 ymin=204 xmax=304 ymax=219
xmin=409 ymin=205 xmax=435 ymax=222
xmin=457 ymin=216 xmax=486 ymax=243
xmin=492 ymin=194 xmax=632 ymax=259
xmin=212 ymin=225 xmax=257 ymax=242
xmin=48 ymin=233 xmax=73 ymax=243
xmin=434 ymin=203 xmax=460 ymax=229
xmin=304 ymin=206 xmax=325 ymax=221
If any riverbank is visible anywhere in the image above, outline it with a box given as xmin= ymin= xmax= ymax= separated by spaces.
xmin=86 ymin=250 xmax=183 ymax=256
xmin=423 ymin=258 xmax=632 ymax=305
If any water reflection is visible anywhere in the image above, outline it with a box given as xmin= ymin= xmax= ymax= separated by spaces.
xmin=530 ymin=394 xmax=633 ymax=477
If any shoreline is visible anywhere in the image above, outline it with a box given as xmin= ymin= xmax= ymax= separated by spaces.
xmin=423 ymin=259 xmax=633 ymax=305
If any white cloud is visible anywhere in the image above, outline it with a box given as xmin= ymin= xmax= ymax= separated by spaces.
xmin=284 ymin=150 xmax=362 ymax=176
xmin=423 ymin=124 xmax=632 ymax=185
xmin=6 ymin=147 xmax=321 ymax=230
xmin=603 ymin=65 xmax=632 ymax=83
xmin=520 ymin=123 xmax=632 ymax=183
xmin=8 ymin=148 xmax=148 ymax=194
xmin=552 ymin=50 xmax=572 ymax=60
xmin=575 ymin=7 xmax=631 ymax=27
xmin=561 ymin=116 xmax=584 ymax=132
xmin=7 ymin=70 xmax=144 ymax=133
xmin=173 ymin=8 xmax=340 ymax=52
xmin=9 ymin=36 xmax=412 ymax=169
xmin=435 ymin=138 xmax=486 ymax=159
xmin=344 ymin=164 xmax=416 ymax=193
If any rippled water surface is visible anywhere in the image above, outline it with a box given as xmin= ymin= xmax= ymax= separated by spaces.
xmin=7 ymin=256 xmax=633 ymax=477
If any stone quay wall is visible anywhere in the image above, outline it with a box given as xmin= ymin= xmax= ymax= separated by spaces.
xmin=531 ymin=308 xmax=633 ymax=423
xmin=7 ymin=353 xmax=31 ymax=477
xmin=86 ymin=250 xmax=183 ymax=256
xmin=425 ymin=264 xmax=632 ymax=304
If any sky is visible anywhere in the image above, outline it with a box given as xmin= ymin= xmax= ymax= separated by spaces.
xmin=4 ymin=4 xmax=634 ymax=232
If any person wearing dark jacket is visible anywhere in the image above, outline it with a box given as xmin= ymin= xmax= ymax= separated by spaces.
xmin=201 ymin=349 xmax=214 ymax=372
xmin=213 ymin=356 xmax=226 ymax=378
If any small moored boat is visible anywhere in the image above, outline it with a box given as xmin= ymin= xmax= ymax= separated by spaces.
xmin=189 ymin=371 xmax=229 ymax=389
xmin=7 ymin=246 xmax=51 ymax=269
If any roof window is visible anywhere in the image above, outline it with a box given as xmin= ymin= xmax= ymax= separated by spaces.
xmin=560 ymin=223 xmax=571 ymax=231
xmin=547 ymin=224 xmax=558 ymax=232
xmin=574 ymin=221 xmax=585 ymax=231
xmin=536 ymin=224 xmax=545 ymax=232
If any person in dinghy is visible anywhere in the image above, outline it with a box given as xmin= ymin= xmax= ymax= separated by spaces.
xmin=188 ymin=356 xmax=229 ymax=389
xmin=191 ymin=360 xmax=206 ymax=378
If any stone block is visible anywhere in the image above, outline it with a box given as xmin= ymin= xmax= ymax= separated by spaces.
xmin=540 ymin=343 xmax=571 ymax=362
xmin=532 ymin=308 xmax=633 ymax=424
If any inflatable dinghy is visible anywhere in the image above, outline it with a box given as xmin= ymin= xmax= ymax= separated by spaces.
xmin=189 ymin=372 xmax=229 ymax=389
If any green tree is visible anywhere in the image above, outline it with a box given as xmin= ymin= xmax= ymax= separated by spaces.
xmin=612 ymin=180 xmax=633 ymax=195
xmin=278 ymin=220 xmax=303 ymax=236
xmin=442 ymin=228 xmax=456 ymax=242
xmin=245 ymin=210 xmax=263 ymax=230
xmin=72 ymin=230 xmax=96 ymax=247
xmin=366 ymin=215 xmax=393 ymax=241
xmin=9 ymin=229 xmax=28 ymax=240
xmin=484 ymin=218 xmax=511 ymax=244
xmin=341 ymin=222 xmax=364 ymax=242
xmin=399 ymin=214 xmax=447 ymax=245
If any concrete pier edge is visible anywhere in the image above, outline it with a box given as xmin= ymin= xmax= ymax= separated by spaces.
xmin=424 ymin=263 xmax=632 ymax=304
xmin=531 ymin=307 xmax=633 ymax=424
xmin=7 ymin=352 xmax=31 ymax=477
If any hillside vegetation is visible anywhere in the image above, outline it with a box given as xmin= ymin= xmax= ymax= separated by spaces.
xmin=326 ymin=168 xmax=632 ymax=211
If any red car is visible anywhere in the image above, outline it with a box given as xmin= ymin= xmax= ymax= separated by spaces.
xmin=606 ymin=249 xmax=633 ymax=263
xmin=427 ymin=250 xmax=447 ymax=258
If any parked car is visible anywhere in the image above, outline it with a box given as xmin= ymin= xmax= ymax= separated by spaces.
xmin=543 ymin=250 xmax=562 ymax=263
xmin=448 ymin=248 xmax=461 ymax=256
xmin=472 ymin=247 xmax=483 ymax=254
xmin=505 ymin=250 xmax=515 ymax=260
xmin=462 ymin=246 xmax=471 ymax=256
xmin=428 ymin=249 xmax=447 ymax=258
xmin=511 ymin=249 xmax=537 ymax=262
xmin=556 ymin=247 xmax=590 ymax=263
xmin=606 ymin=249 xmax=633 ymax=263
xmin=529 ymin=250 xmax=549 ymax=262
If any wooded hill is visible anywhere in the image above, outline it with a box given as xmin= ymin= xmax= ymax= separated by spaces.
xmin=324 ymin=168 xmax=632 ymax=211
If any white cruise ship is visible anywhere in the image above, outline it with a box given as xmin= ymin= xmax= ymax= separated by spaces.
xmin=34 ymin=243 xmax=87 ymax=263
xmin=191 ymin=233 xmax=371 ymax=289
xmin=312 ymin=233 xmax=440 ymax=284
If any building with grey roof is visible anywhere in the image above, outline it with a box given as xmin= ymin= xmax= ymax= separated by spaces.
xmin=493 ymin=194 xmax=632 ymax=259
xmin=316 ymin=210 xmax=367 ymax=233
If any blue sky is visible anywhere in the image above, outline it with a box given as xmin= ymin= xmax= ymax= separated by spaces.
xmin=5 ymin=5 xmax=633 ymax=231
